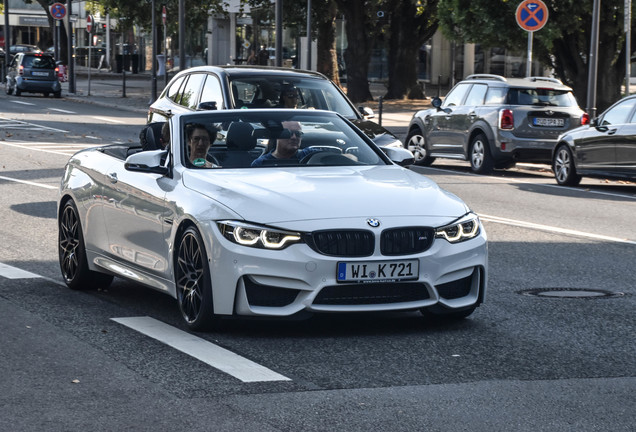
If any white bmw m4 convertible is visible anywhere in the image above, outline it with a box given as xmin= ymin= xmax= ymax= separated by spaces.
xmin=58 ymin=109 xmax=487 ymax=330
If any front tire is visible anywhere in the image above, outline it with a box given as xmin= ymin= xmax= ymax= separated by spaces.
xmin=553 ymin=144 xmax=582 ymax=186
xmin=175 ymin=226 xmax=217 ymax=331
xmin=405 ymin=127 xmax=435 ymax=166
xmin=469 ymin=133 xmax=494 ymax=174
xmin=58 ymin=200 xmax=113 ymax=290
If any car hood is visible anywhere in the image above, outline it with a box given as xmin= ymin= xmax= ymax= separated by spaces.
xmin=182 ymin=165 xmax=469 ymax=226
xmin=350 ymin=119 xmax=401 ymax=147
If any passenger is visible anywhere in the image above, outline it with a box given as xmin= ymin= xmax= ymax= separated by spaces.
xmin=186 ymin=123 xmax=216 ymax=167
xmin=279 ymin=84 xmax=300 ymax=108
xmin=251 ymin=121 xmax=316 ymax=167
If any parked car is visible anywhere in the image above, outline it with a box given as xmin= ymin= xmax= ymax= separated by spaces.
xmin=58 ymin=109 xmax=487 ymax=330
xmin=5 ymin=52 xmax=61 ymax=98
xmin=552 ymin=94 xmax=636 ymax=186
xmin=148 ymin=65 xmax=403 ymax=149
xmin=405 ymin=74 xmax=588 ymax=174
xmin=10 ymin=44 xmax=41 ymax=56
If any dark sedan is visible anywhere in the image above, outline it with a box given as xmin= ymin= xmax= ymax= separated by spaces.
xmin=552 ymin=94 xmax=636 ymax=186
xmin=147 ymin=65 xmax=402 ymax=149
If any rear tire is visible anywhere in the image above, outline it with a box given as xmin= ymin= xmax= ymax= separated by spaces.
xmin=175 ymin=226 xmax=217 ymax=331
xmin=405 ymin=127 xmax=435 ymax=166
xmin=54 ymin=91 xmax=62 ymax=99
xmin=58 ymin=200 xmax=113 ymax=290
xmin=469 ymin=133 xmax=494 ymax=174
xmin=553 ymin=144 xmax=582 ymax=186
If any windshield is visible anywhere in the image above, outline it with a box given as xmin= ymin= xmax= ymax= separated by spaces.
xmin=179 ymin=111 xmax=386 ymax=169
xmin=228 ymin=75 xmax=359 ymax=118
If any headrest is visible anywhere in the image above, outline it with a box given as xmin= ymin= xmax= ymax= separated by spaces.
xmin=140 ymin=122 xmax=165 ymax=151
xmin=226 ymin=122 xmax=256 ymax=151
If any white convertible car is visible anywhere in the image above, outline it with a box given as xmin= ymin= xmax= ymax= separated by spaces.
xmin=58 ymin=109 xmax=487 ymax=330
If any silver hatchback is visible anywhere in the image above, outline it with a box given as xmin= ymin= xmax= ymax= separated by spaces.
xmin=5 ymin=52 xmax=62 ymax=98
xmin=405 ymin=74 xmax=588 ymax=174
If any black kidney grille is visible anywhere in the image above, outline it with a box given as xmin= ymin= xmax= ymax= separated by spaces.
xmin=307 ymin=230 xmax=374 ymax=257
xmin=381 ymin=227 xmax=434 ymax=255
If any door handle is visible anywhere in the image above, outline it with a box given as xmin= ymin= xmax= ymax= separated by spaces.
xmin=107 ymin=173 xmax=118 ymax=184
xmin=607 ymin=129 xmax=617 ymax=135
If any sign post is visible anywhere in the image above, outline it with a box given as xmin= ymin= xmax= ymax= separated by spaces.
xmin=49 ymin=3 xmax=66 ymax=70
xmin=86 ymin=15 xmax=94 ymax=95
xmin=516 ymin=0 xmax=548 ymax=76
xmin=163 ymin=5 xmax=168 ymax=85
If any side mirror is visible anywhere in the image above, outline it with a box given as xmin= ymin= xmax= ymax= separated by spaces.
xmin=124 ymin=150 xmax=169 ymax=175
xmin=381 ymin=146 xmax=415 ymax=167
xmin=358 ymin=106 xmax=375 ymax=119
xmin=197 ymin=101 xmax=218 ymax=111
xmin=432 ymin=97 xmax=442 ymax=109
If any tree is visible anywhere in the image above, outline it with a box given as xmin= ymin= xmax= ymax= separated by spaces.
xmin=335 ymin=0 xmax=385 ymax=102
xmin=438 ymin=0 xmax=633 ymax=112
xmin=384 ymin=0 xmax=438 ymax=99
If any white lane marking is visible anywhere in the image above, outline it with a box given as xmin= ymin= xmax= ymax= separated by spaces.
xmin=0 ymin=262 xmax=40 ymax=279
xmin=423 ymin=165 xmax=636 ymax=201
xmin=0 ymin=140 xmax=98 ymax=156
xmin=0 ymin=116 xmax=68 ymax=133
xmin=10 ymin=100 xmax=35 ymax=106
xmin=47 ymin=108 xmax=76 ymax=114
xmin=0 ymin=175 xmax=58 ymax=190
xmin=92 ymin=116 xmax=125 ymax=124
xmin=112 ymin=316 xmax=291 ymax=383
xmin=479 ymin=214 xmax=636 ymax=245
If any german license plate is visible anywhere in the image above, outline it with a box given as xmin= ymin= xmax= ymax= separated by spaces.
xmin=534 ymin=117 xmax=564 ymax=127
xmin=337 ymin=259 xmax=419 ymax=282
xmin=32 ymin=71 xmax=49 ymax=77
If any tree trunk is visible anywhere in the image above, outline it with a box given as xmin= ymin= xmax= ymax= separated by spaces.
xmin=316 ymin=0 xmax=340 ymax=87
xmin=385 ymin=0 xmax=438 ymax=100
xmin=335 ymin=0 xmax=378 ymax=103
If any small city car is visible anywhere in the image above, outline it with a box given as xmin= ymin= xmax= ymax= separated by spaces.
xmin=58 ymin=109 xmax=488 ymax=331
xmin=405 ymin=74 xmax=588 ymax=173
xmin=6 ymin=52 xmax=62 ymax=98
xmin=552 ymin=94 xmax=636 ymax=186
xmin=148 ymin=65 xmax=402 ymax=149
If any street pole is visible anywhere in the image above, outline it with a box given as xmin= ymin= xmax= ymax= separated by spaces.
xmin=586 ymin=0 xmax=600 ymax=118
xmin=625 ymin=0 xmax=631 ymax=96
xmin=179 ymin=0 xmax=185 ymax=71
xmin=3 ymin=0 xmax=10 ymax=83
xmin=526 ymin=31 xmax=533 ymax=77
xmin=151 ymin=0 xmax=157 ymax=102
xmin=306 ymin=0 xmax=312 ymax=70
xmin=275 ymin=0 xmax=282 ymax=67
xmin=67 ymin=0 xmax=75 ymax=94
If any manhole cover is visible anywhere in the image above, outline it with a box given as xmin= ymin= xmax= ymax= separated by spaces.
xmin=519 ymin=288 xmax=625 ymax=299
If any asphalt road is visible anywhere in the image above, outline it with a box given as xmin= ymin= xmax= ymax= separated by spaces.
xmin=0 ymin=94 xmax=634 ymax=431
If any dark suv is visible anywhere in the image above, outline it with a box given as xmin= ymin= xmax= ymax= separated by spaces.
xmin=148 ymin=65 xmax=402 ymax=149
xmin=405 ymin=74 xmax=588 ymax=173
xmin=5 ymin=52 xmax=61 ymax=98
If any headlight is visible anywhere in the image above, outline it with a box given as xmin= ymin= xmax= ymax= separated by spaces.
xmin=217 ymin=221 xmax=302 ymax=250
xmin=435 ymin=213 xmax=480 ymax=243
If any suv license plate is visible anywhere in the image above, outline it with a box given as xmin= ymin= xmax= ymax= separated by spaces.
xmin=534 ymin=117 xmax=564 ymax=127
xmin=337 ymin=259 xmax=419 ymax=283
xmin=32 ymin=71 xmax=49 ymax=77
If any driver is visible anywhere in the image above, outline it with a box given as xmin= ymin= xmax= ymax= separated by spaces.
xmin=251 ymin=121 xmax=317 ymax=167
xmin=186 ymin=123 xmax=217 ymax=168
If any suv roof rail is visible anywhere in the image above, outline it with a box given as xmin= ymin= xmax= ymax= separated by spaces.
xmin=525 ymin=76 xmax=563 ymax=84
xmin=466 ymin=74 xmax=507 ymax=82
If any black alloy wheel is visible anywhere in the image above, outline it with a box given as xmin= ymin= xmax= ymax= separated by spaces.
xmin=58 ymin=200 xmax=113 ymax=290
xmin=175 ymin=226 xmax=216 ymax=330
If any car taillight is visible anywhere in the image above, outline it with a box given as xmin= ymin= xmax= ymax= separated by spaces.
xmin=18 ymin=65 xmax=24 ymax=75
xmin=499 ymin=109 xmax=514 ymax=130
xmin=55 ymin=66 xmax=59 ymax=73
xmin=580 ymin=112 xmax=590 ymax=125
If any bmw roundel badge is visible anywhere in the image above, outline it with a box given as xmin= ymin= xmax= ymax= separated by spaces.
xmin=366 ymin=218 xmax=381 ymax=228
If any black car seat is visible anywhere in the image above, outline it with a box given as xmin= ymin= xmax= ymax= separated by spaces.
xmin=222 ymin=122 xmax=258 ymax=168
xmin=139 ymin=122 xmax=166 ymax=151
